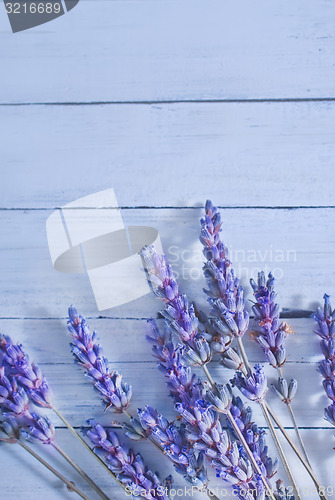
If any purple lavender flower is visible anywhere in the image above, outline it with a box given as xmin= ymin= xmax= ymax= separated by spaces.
xmin=200 ymin=201 xmax=250 ymax=344
xmin=250 ymin=272 xmax=292 ymax=369
xmin=0 ymin=336 xmax=53 ymax=408
xmin=87 ymin=421 xmax=171 ymax=499
xmin=232 ymin=365 xmax=268 ymax=403
xmin=230 ymin=397 xmax=278 ymax=481
xmin=313 ymin=294 xmax=335 ymax=426
xmin=0 ymin=366 xmax=30 ymax=416
xmin=146 ymin=320 xmax=205 ymax=406
xmin=137 ymin=405 xmax=208 ymax=489
xmin=175 ymin=399 xmax=266 ymax=497
xmin=141 ymin=247 xmax=211 ymax=365
xmin=147 ymin=321 xmax=277 ymax=497
xmin=21 ymin=412 xmax=55 ymax=445
xmin=67 ymin=306 xmax=132 ymax=412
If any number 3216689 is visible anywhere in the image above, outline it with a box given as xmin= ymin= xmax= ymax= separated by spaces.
xmin=5 ymin=2 xmax=62 ymax=14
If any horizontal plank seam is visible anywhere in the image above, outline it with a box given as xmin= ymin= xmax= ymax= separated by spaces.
xmin=1 ymin=206 xmax=335 ymax=211
xmin=1 ymin=97 xmax=335 ymax=106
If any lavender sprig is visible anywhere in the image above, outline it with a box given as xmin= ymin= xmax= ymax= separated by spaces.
xmin=141 ymin=247 xmax=211 ymax=365
xmin=147 ymin=321 xmax=279 ymax=498
xmin=88 ymin=421 xmax=171 ymax=500
xmin=313 ymin=294 xmax=335 ymax=429
xmin=250 ymin=272 xmax=292 ymax=370
xmin=200 ymin=200 xmax=249 ymax=345
xmin=232 ymin=366 xmax=300 ymax=500
xmin=0 ymin=336 xmax=53 ymax=408
xmin=68 ymin=308 xmax=214 ymax=495
xmin=137 ymin=406 xmax=208 ymax=490
xmin=0 ymin=340 xmax=111 ymax=500
xmin=68 ymin=306 xmax=132 ymax=412
xmin=232 ymin=364 xmax=268 ymax=403
xmin=0 ymin=416 xmax=90 ymax=500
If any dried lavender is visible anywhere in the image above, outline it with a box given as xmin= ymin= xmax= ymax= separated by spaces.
xmin=0 ymin=336 xmax=53 ymax=408
xmin=250 ymin=272 xmax=292 ymax=370
xmin=142 ymin=248 xmax=278 ymax=500
xmin=147 ymin=320 xmax=279 ymax=498
xmin=250 ymin=272 xmax=311 ymax=467
xmin=0 ymin=341 xmax=110 ymax=500
xmin=141 ymin=247 xmax=211 ymax=365
xmin=68 ymin=305 xmax=132 ymax=412
xmin=68 ymin=308 xmax=213 ymax=495
xmin=0 ymin=416 xmax=90 ymax=500
xmin=313 ymin=294 xmax=335 ymax=429
xmin=137 ymin=406 xmax=208 ymax=490
xmin=88 ymin=421 xmax=171 ymax=500
xmin=200 ymin=200 xmax=249 ymax=348
xmin=232 ymin=366 xmax=301 ymax=500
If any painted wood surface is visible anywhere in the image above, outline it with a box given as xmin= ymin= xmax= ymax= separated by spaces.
xmin=1 ymin=0 xmax=335 ymax=498
xmin=1 ymin=1 xmax=335 ymax=103
xmin=1 ymin=103 xmax=335 ymax=208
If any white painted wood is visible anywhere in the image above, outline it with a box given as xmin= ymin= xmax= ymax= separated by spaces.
xmin=1 ymin=428 xmax=333 ymax=500
xmin=1 ymin=102 xmax=335 ymax=208
xmin=0 ymin=208 xmax=334 ymax=318
xmin=0 ymin=317 xmax=323 ymax=365
xmin=1 ymin=1 xmax=335 ymax=103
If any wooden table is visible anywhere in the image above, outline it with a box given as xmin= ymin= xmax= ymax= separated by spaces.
xmin=0 ymin=1 xmax=334 ymax=498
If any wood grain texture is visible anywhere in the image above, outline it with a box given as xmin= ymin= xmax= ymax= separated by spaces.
xmin=1 ymin=0 xmax=335 ymax=497
xmin=1 ymin=1 xmax=335 ymax=103
xmin=1 ymin=102 xmax=335 ymax=208
xmin=0 ymin=208 xmax=334 ymax=317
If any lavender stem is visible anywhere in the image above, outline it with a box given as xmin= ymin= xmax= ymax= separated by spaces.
xmin=17 ymin=440 xmax=90 ymax=500
xmin=52 ymin=407 xmax=126 ymax=492
xmin=265 ymin=402 xmax=326 ymax=500
xmin=286 ymin=403 xmax=311 ymax=467
xmin=260 ymin=402 xmax=301 ymax=500
xmin=200 ymin=364 xmax=276 ymax=500
xmin=51 ymin=441 xmax=109 ymax=500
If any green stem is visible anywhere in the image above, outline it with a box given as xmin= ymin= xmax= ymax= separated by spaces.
xmin=52 ymin=441 xmax=109 ymax=500
xmin=17 ymin=440 xmax=90 ymax=500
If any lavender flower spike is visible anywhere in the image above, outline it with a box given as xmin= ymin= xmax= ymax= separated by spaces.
xmin=0 ymin=336 xmax=53 ymax=408
xmin=137 ymin=405 xmax=208 ymax=490
xmin=0 ymin=366 xmax=30 ymax=416
xmin=68 ymin=306 xmax=132 ymax=412
xmin=200 ymin=201 xmax=250 ymax=344
xmin=141 ymin=246 xmax=211 ymax=365
xmin=250 ymin=272 xmax=293 ymax=369
xmin=232 ymin=365 xmax=268 ymax=403
xmin=313 ymin=294 xmax=335 ymax=427
xmin=88 ymin=420 xmax=171 ymax=500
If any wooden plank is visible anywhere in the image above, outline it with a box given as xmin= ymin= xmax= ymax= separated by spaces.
xmin=1 ymin=1 xmax=335 ymax=103
xmin=1 ymin=102 xmax=335 ymax=208
xmin=0 ymin=317 xmax=324 ymax=365
xmin=1 ymin=427 xmax=333 ymax=500
xmin=13 ymin=361 xmax=328 ymax=429
xmin=0 ymin=208 xmax=334 ymax=318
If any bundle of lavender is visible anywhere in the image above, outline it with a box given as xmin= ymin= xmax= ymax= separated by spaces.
xmin=0 ymin=200 xmax=330 ymax=500
xmin=141 ymin=200 xmax=327 ymax=500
